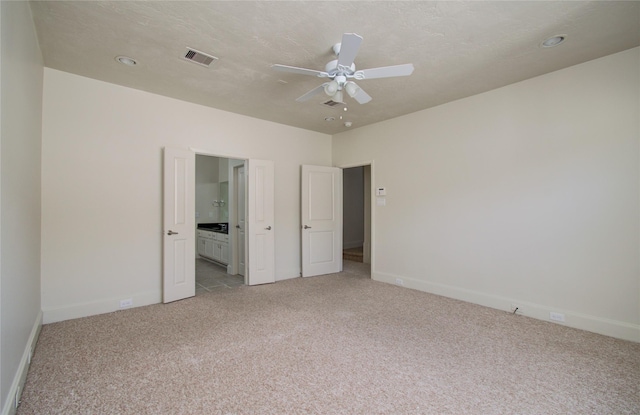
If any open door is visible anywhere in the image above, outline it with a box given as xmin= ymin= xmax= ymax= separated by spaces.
xmin=247 ymin=159 xmax=275 ymax=285
xmin=163 ymin=147 xmax=196 ymax=303
xmin=301 ymin=165 xmax=343 ymax=277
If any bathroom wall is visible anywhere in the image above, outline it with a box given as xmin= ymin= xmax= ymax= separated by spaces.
xmin=196 ymin=155 xmax=219 ymax=224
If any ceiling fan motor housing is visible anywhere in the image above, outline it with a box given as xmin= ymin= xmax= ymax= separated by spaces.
xmin=325 ymin=60 xmax=356 ymax=77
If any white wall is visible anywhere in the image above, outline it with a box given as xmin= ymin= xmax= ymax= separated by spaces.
xmin=218 ymin=157 xmax=229 ymax=183
xmin=195 ymin=155 xmax=219 ymax=224
xmin=195 ymin=155 xmax=233 ymax=224
xmin=333 ymin=48 xmax=640 ymax=342
xmin=41 ymin=69 xmax=331 ymax=323
xmin=0 ymin=2 xmax=43 ymax=413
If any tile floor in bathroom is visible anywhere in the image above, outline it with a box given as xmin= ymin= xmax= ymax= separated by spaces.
xmin=196 ymin=258 xmax=370 ymax=295
xmin=196 ymin=258 xmax=244 ymax=294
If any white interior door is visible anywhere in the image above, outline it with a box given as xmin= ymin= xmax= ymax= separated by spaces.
xmin=302 ymin=165 xmax=343 ymax=277
xmin=163 ymin=147 xmax=195 ymax=303
xmin=236 ymin=164 xmax=246 ymax=276
xmin=247 ymin=159 xmax=275 ymax=285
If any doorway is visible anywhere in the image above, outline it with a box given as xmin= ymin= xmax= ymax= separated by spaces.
xmin=195 ymin=155 xmax=245 ymax=295
xmin=163 ymin=149 xmax=275 ymax=303
xmin=342 ymin=164 xmax=371 ymax=266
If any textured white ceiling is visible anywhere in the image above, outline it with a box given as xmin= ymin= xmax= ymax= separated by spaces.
xmin=29 ymin=1 xmax=640 ymax=135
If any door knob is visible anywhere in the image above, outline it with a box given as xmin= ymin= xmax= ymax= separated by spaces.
xmin=167 ymin=230 xmax=179 ymax=235
xmin=265 ymin=226 xmax=272 ymax=230
xmin=236 ymin=225 xmax=241 ymax=229
xmin=303 ymin=225 xmax=312 ymax=229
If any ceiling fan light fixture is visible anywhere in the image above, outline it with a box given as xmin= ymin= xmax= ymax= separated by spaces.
xmin=345 ymin=81 xmax=360 ymax=98
xmin=324 ymin=80 xmax=339 ymax=96
xmin=333 ymin=90 xmax=344 ymax=103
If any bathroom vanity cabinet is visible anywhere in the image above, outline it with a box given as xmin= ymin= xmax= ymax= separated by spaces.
xmin=197 ymin=229 xmax=229 ymax=265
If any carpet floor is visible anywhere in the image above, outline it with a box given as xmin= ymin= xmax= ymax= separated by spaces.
xmin=17 ymin=261 xmax=640 ymax=414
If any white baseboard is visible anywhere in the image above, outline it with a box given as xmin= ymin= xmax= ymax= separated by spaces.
xmin=42 ymin=271 xmax=307 ymax=323
xmin=1 ymin=310 xmax=42 ymax=415
xmin=42 ymin=290 xmax=161 ymax=324
xmin=373 ymin=270 xmax=640 ymax=343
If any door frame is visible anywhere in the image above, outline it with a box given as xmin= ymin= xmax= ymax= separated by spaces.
xmin=337 ymin=161 xmax=375 ymax=271
xmin=232 ymin=163 xmax=245 ymax=278
xmin=190 ymin=148 xmax=250 ymax=282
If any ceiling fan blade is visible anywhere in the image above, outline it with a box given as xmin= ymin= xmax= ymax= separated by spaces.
xmin=296 ymin=84 xmax=327 ymax=102
xmin=352 ymin=87 xmax=372 ymax=104
xmin=354 ymin=63 xmax=414 ymax=80
xmin=271 ymin=64 xmax=329 ymax=78
xmin=336 ymin=33 xmax=363 ymax=69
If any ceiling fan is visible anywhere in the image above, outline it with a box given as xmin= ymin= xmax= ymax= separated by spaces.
xmin=272 ymin=33 xmax=414 ymax=105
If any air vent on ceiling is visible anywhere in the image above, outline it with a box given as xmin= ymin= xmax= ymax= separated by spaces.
xmin=322 ymin=100 xmax=346 ymax=108
xmin=183 ymin=47 xmax=218 ymax=67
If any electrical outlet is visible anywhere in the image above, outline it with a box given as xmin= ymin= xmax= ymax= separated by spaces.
xmin=119 ymin=298 xmax=133 ymax=309
xmin=510 ymin=304 xmax=522 ymax=315
xmin=550 ymin=312 xmax=565 ymax=322
xmin=395 ymin=278 xmax=404 ymax=286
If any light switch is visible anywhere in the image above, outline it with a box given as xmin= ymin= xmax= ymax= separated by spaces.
xmin=376 ymin=197 xmax=386 ymax=206
xmin=376 ymin=187 xmax=386 ymax=196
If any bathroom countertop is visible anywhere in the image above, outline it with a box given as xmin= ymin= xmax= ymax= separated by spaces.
xmin=197 ymin=223 xmax=228 ymax=234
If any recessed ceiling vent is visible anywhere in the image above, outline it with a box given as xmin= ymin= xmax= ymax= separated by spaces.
xmin=183 ymin=47 xmax=218 ymax=67
xmin=322 ymin=100 xmax=345 ymax=108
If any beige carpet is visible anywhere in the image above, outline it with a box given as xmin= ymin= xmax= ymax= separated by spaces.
xmin=17 ymin=261 xmax=640 ymax=414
